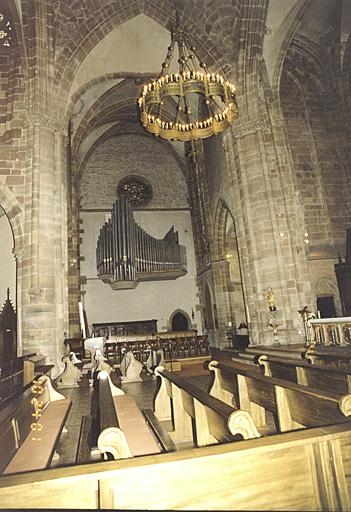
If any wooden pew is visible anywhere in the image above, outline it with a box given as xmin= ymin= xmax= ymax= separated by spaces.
xmin=2 ymin=423 xmax=351 ymax=510
xmin=208 ymin=360 xmax=351 ymax=434
xmin=95 ymin=371 xmax=164 ymax=460
xmin=0 ymin=375 xmax=71 ymax=474
xmin=258 ymin=354 xmax=351 ymax=394
xmin=154 ymin=365 xmax=260 ymax=447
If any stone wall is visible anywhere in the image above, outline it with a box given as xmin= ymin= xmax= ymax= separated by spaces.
xmin=81 ymin=134 xmax=188 ymax=210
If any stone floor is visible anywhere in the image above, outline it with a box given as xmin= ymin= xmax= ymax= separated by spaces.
xmin=54 ymin=364 xmax=211 ymax=468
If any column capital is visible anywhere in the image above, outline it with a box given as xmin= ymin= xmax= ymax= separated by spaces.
xmin=30 ymin=113 xmax=66 ymax=134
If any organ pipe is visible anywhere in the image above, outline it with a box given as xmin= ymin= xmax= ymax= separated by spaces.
xmin=96 ymin=195 xmax=187 ymax=289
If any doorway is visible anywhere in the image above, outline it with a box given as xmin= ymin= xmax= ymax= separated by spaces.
xmin=171 ymin=311 xmax=189 ymax=332
xmin=316 ymin=296 xmax=336 ymax=318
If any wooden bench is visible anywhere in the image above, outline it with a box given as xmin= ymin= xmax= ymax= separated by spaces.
xmin=154 ymin=365 xmax=260 ymax=447
xmin=0 ymin=375 xmax=71 ymax=474
xmin=258 ymin=354 xmax=351 ymax=394
xmin=208 ymin=360 xmax=351 ymax=434
xmin=92 ymin=371 xmax=167 ymax=460
xmin=304 ymin=344 xmax=351 ymax=369
xmin=3 ymin=422 xmax=351 ymax=510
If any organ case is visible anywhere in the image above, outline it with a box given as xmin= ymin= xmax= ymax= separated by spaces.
xmin=96 ymin=195 xmax=187 ymax=289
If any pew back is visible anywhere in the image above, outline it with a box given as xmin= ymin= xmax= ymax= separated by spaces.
xmin=209 ymin=360 xmax=351 ymax=433
xmin=0 ymin=375 xmax=71 ymax=474
xmin=96 ymin=372 xmax=161 ymax=460
xmin=1 ymin=423 xmax=351 ymax=510
xmin=259 ymin=354 xmax=351 ymax=394
xmin=155 ymin=366 xmax=260 ymax=446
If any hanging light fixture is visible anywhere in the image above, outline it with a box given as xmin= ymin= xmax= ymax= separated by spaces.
xmin=137 ymin=10 xmax=238 ymax=142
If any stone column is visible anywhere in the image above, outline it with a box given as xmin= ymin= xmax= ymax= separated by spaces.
xmin=223 ymin=114 xmax=313 ymax=345
xmin=21 ymin=115 xmax=69 ymax=364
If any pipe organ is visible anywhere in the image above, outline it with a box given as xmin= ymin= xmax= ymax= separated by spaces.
xmin=96 ymin=195 xmax=187 ymax=289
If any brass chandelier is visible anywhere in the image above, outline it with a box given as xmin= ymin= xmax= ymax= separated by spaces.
xmin=138 ymin=17 xmax=238 ymax=142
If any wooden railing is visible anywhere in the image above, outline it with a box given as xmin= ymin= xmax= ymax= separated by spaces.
xmin=105 ymin=332 xmax=209 ymax=365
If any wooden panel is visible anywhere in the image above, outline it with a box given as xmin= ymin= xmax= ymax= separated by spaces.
xmin=305 ymin=367 xmax=348 ymax=395
xmin=220 ymin=367 xmax=239 ymax=397
xmin=99 ymin=378 xmax=119 ymax=431
xmin=284 ymin=388 xmax=345 ymax=427
xmin=0 ymin=420 xmax=17 ymax=473
xmin=75 ymin=416 xmax=93 ymax=465
xmin=181 ymin=389 xmax=195 ymax=418
xmin=99 ymin=443 xmax=319 ymax=510
xmin=4 ymin=399 xmax=72 ymax=474
xmin=114 ymin=395 xmax=161 ymax=457
xmin=1 ymin=425 xmax=351 ymax=510
xmin=204 ymin=405 xmax=231 ymax=443
xmin=23 ymin=361 xmax=34 ymax=387
xmin=15 ymin=397 xmax=35 ymax=446
xmin=246 ymin=376 xmax=276 ymax=412
xmin=142 ymin=409 xmax=176 ymax=452
xmin=269 ymin=362 xmax=297 ymax=383
xmin=338 ymin=434 xmax=351 ymax=498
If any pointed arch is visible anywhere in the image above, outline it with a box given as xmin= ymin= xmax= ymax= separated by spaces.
xmin=169 ymin=309 xmax=192 ymax=332
xmin=269 ymin=0 xmax=314 ymax=96
xmin=213 ymin=198 xmax=236 ymax=260
xmin=0 ymin=182 xmax=23 ymax=255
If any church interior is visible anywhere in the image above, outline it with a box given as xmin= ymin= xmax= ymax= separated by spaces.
xmin=1 ymin=0 xmax=351 ymax=509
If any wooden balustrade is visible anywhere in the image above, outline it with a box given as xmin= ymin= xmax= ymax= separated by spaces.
xmin=104 ymin=332 xmax=209 ymax=365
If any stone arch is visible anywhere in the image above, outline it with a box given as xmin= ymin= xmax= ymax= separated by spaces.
xmin=78 ymin=126 xmax=187 ymax=182
xmin=0 ymin=183 xmax=24 ymax=352
xmin=314 ymin=275 xmax=341 ymax=316
xmin=58 ymin=8 xmax=234 ymax=118
xmin=168 ymin=309 xmax=192 ymax=332
xmin=0 ymin=182 xmax=23 ymax=255
xmin=270 ymin=0 xmax=315 ymax=97
xmin=212 ymin=197 xmax=247 ymax=339
xmin=1 ymin=0 xmax=28 ymax=80
xmin=213 ymin=197 xmax=233 ymax=261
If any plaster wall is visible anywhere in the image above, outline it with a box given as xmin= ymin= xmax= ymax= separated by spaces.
xmin=70 ymin=14 xmax=172 ymax=98
xmin=80 ymin=210 xmax=201 ymax=332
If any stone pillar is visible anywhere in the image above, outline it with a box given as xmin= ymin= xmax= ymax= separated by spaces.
xmin=67 ymin=139 xmax=81 ymax=337
xmin=222 ymin=115 xmax=313 ymax=345
xmin=21 ymin=116 xmax=69 ymax=364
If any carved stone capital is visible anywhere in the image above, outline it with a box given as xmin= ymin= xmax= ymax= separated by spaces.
xmin=30 ymin=113 xmax=66 ymax=134
xmin=233 ymin=118 xmax=268 ymax=139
